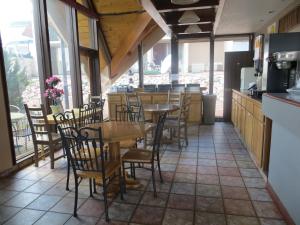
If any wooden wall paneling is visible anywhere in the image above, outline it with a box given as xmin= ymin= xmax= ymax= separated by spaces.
xmin=278 ymin=6 xmax=300 ymax=33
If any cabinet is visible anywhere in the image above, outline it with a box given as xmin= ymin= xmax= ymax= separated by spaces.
xmin=231 ymin=90 xmax=265 ymax=168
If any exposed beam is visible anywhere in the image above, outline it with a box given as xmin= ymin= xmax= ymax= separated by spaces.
xmin=153 ymin=0 xmax=219 ymax=13
xmin=172 ymin=23 xmax=213 ymax=33
xmin=59 ymin=0 xmax=99 ymax=19
xmin=140 ymin=0 xmax=171 ymax=35
xmin=176 ymin=32 xmax=211 ymax=39
xmin=97 ymin=21 xmax=112 ymax=64
xmin=110 ymin=13 xmax=152 ymax=77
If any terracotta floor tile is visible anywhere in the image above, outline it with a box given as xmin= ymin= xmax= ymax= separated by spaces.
xmin=197 ymin=153 xmax=216 ymax=160
xmin=2 ymin=208 xmax=44 ymax=225
xmin=115 ymin=190 xmax=143 ymax=204
xmin=196 ymin=184 xmax=221 ymax=198
xmin=198 ymin=159 xmax=217 ymax=167
xmin=220 ymin=176 xmax=244 ymax=187
xmin=197 ymin=174 xmax=220 ymax=185
xmin=239 ymin=169 xmax=262 ymax=178
xmin=0 ymin=190 xmax=19 ymax=204
xmin=197 ymin=166 xmax=218 ymax=175
xmin=234 ymin=154 xmax=252 ymax=161
xmin=26 ymin=195 xmax=62 ymax=211
xmin=259 ymin=218 xmax=287 ymax=225
xmin=180 ymin=152 xmax=198 ymax=159
xmin=161 ymin=157 xmax=179 ymax=164
xmin=147 ymin=181 xmax=171 ymax=193
xmin=218 ymin=167 xmax=241 ymax=177
xmin=171 ymin=183 xmax=195 ymax=195
xmin=65 ymin=215 xmax=99 ymax=225
xmin=216 ymin=154 xmax=235 ymax=160
xmin=4 ymin=179 xmax=36 ymax=192
xmin=159 ymin=164 xmax=177 ymax=172
xmin=247 ymin=188 xmax=272 ymax=202
xmin=236 ymin=161 xmax=256 ymax=169
xmin=131 ymin=206 xmax=165 ymax=225
xmin=222 ymin=186 xmax=249 ymax=200
xmin=196 ymin=196 xmax=224 ymax=213
xmin=50 ymin=197 xmax=85 ymax=214
xmin=0 ymin=206 xmax=22 ymax=224
xmin=195 ymin=212 xmax=226 ymax=225
xmin=107 ymin=202 xmax=135 ymax=222
xmin=226 ymin=215 xmax=260 ymax=225
xmin=253 ymin=201 xmax=282 ymax=219
xmin=163 ymin=208 xmax=193 ymax=225
xmin=4 ymin=192 xmax=40 ymax=208
xmin=176 ymin=165 xmax=197 ymax=174
xmin=97 ymin=219 xmax=127 ymax=225
xmin=224 ymin=199 xmax=256 ymax=216
xmin=174 ymin=172 xmax=196 ymax=183
xmin=243 ymin=178 xmax=266 ymax=188
xmin=217 ymin=160 xmax=237 ymax=168
xmin=34 ymin=212 xmax=71 ymax=225
xmin=23 ymin=181 xmax=56 ymax=194
xmin=77 ymin=199 xmax=105 ymax=217
xmin=178 ymin=158 xmax=197 ymax=166
xmin=140 ymin=192 xmax=168 ymax=207
xmin=167 ymin=194 xmax=194 ymax=210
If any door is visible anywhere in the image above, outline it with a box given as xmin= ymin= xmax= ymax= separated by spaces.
xmin=223 ymin=51 xmax=253 ymax=121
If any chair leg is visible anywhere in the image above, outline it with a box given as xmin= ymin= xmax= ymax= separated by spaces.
xmin=93 ymin=179 xmax=97 ymax=194
xmin=177 ymin=128 xmax=181 ymax=149
xmin=184 ymin=124 xmax=188 ymax=146
xmin=157 ymin=155 xmax=163 ymax=183
xmin=151 ymin=162 xmax=157 ymax=197
xmin=122 ymin=161 xmax=127 ymax=193
xmin=102 ymin=179 xmax=109 ymax=222
xmin=49 ymin=144 xmax=55 ymax=169
xmin=66 ymin=159 xmax=70 ymax=191
xmin=89 ymin=179 xmax=93 ymax=197
xmin=74 ymin=176 xmax=78 ymax=217
xmin=119 ymin=168 xmax=124 ymax=200
xmin=33 ymin=144 xmax=39 ymax=167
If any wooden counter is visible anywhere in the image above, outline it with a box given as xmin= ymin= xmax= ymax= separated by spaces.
xmin=107 ymin=92 xmax=203 ymax=124
xmin=231 ymin=90 xmax=266 ymax=168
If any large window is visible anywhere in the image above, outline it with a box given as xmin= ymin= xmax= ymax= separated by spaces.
xmin=0 ymin=0 xmax=42 ymax=159
xmin=80 ymin=53 xmax=91 ymax=104
xmin=47 ymin=0 xmax=75 ymax=109
xmin=179 ymin=40 xmax=210 ymax=88
xmin=214 ymin=37 xmax=250 ymax=117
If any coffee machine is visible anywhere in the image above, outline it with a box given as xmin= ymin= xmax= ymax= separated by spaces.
xmin=262 ymin=32 xmax=300 ymax=93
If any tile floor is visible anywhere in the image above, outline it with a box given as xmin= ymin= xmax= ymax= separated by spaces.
xmin=0 ymin=123 xmax=288 ymax=225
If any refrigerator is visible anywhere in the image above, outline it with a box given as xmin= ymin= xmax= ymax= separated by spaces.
xmin=240 ymin=67 xmax=256 ymax=90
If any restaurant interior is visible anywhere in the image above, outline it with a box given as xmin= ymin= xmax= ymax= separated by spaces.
xmin=0 ymin=0 xmax=300 ymax=224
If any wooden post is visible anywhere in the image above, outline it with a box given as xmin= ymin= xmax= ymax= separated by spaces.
xmin=209 ymin=35 xmax=214 ymax=94
xmin=171 ymin=35 xmax=179 ymax=84
xmin=138 ymin=43 xmax=144 ymax=88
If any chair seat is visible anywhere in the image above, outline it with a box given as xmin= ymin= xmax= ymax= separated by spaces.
xmin=76 ymin=160 xmax=120 ymax=182
xmin=120 ymin=139 xmax=136 ymax=149
xmin=166 ymin=114 xmax=179 ymax=120
xmin=164 ymin=120 xmax=185 ymax=128
xmin=36 ymin=133 xmax=61 ymax=143
xmin=122 ymin=149 xmax=152 ymax=163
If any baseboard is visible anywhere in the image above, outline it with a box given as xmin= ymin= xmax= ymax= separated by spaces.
xmin=266 ymin=182 xmax=296 ymax=225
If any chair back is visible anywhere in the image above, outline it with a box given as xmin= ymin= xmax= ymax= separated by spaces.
xmin=167 ymin=90 xmax=182 ymax=105
xmin=157 ymin=84 xmax=171 ymax=92
xmin=79 ymin=104 xmax=96 ymax=127
xmin=53 ymin=110 xmax=76 ymax=136
xmin=24 ymin=104 xmax=53 ymax=143
xmin=124 ymin=93 xmax=143 ymax=122
xmin=144 ymin=84 xmax=157 ymax=92
xmin=89 ymin=94 xmax=105 ymax=108
xmin=115 ymin=104 xmax=131 ymax=121
xmin=178 ymin=94 xmax=192 ymax=122
xmin=58 ymin=126 xmax=107 ymax=175
xmin=172 ymin=84 xmax=185 ymax=92
xmin=152 ymin=112 xmax=167 ymax=156
xmin=186 ymin=83 xmax=200 ymax=92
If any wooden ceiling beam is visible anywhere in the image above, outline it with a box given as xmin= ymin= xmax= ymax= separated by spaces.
xmin=59 ymin=0 xmax=99 ymax=19
xmin=177 ymin=32 xmax=211 ymax=39
xmin=140 ymin=0 xmax=171 ymax=35
xmin=97 ymin=21 xmax=112 ymax=64
xmin=153 ymin=0 xmax=219 ymax=13
xmin=172 ymin=23 xmax=213 ymax=33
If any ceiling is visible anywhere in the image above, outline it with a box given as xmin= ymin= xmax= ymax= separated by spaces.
xmin=150 ymin=0 xmax=220 ymax=38
xmin=214 ymin=0 xmax=296 ymax=35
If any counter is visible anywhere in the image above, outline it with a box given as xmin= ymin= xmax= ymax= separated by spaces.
xmin=262 ymin=93 xmax=300 ymax=224
xmin=107 ymin=91 xmax=203 ymax=124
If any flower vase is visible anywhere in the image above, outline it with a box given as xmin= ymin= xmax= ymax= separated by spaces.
xmin=50 ymin=101 xmax=64 ymax=115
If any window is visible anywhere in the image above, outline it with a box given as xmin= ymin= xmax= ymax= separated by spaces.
xmin=0 ymin=0 xmax=42 ymax=159
xmin=47 ymin=0 xmax=75 ymax=109
xmin=77 ymin=12 xmax=97 ymax=49
xmin=178 ymin=40 xmax=210 ymax=89
xmin=214 ymin=37 xmax=250 ymax=117
xmin=80 ymin=53 xmax=91 ymax=104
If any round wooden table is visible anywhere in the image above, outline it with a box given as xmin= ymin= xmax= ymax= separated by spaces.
xmin=143 ymin=103 xmax=179 ymax=122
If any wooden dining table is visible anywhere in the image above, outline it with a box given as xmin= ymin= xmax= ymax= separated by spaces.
xmin=143 ymin=103 xmax=179 ymax=122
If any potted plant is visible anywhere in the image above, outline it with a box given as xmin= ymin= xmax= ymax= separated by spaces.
xmin=44 ymin=76 xmax=64 ymax=114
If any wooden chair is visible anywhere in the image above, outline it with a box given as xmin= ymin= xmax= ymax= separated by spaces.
xmin=58 ymin=126 xmax=124 ymax=222
xmin=24 ymin=104 xmax=62 ymax=169
xmin=89 ymin=94 xmax=105 ymax=122
xmin=164 ymin=94 xmax=192 ymax=149
xmin=167 ymin=90 xmax=182 ymax=105
xmin=122 ymin=113 xmax=167 ymax=197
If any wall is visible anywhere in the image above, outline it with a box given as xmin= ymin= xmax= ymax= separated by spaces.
xmin=0 ymin=67 xmax=13 ymax=174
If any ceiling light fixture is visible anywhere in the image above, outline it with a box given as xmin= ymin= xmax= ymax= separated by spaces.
xmin=185 ymin=24 xmax=202 ymax=33
xmin=171 ymin=0 xmax=200 ymax=5
xmin=179 ymin=11 xmax=200 ymax=23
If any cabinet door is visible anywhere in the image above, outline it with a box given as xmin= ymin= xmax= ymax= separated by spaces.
xmin=252 ymin=119 xmax=264 ymax=167
xmin=245 ymin=111 xmax=253 ymax=150
xmin=240 ymin=106 xmax=246 ymax=139
xmin=236 ymin=104 xmax=241 ymax=131
xmin=231 ymin=99 xmax=235 ymax=124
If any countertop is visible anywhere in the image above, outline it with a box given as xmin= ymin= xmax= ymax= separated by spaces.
xmin=232 ymin=89 xmax=262 ymax=103
xmin=264 ymin=93 xmax=300 ymax=108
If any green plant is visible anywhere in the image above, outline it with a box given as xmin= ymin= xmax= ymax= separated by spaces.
xmin=3 ymin=50 xmax=29 ymax=109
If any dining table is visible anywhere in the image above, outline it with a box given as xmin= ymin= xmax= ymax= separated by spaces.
xmin=143 ymin=103 xmax=179 ymax=122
